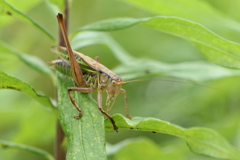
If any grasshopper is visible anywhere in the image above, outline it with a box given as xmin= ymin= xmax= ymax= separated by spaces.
xmin=51 ymin=13 xmax=130 ymax=131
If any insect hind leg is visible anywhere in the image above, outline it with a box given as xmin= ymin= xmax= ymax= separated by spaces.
xmin=68 ymin=87 xmax=94 ymax=119
xmin=120 ymin=89 xmax=132 ymax=119
xmin=98 ymin=90 xmax=118 ymax=131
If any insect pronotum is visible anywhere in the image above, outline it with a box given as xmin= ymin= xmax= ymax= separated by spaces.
xmin=51 ymin=13 xmax=131 ymax=131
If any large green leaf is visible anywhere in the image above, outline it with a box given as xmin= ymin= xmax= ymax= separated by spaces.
xmin=57 ymin=72 xmax=107 ymax=160
xmin=0 ymin=140 xmax=54 ymax=160
xmin=121 ymin=0 xmax=240 ymax=33
xmin=79 ymin=16 xmax=240 ymax=69
xmin=0 ymin=70 xmax=54 ymax=111
xmin=105 ymin=114 xmax=240 ymax=160
xmin=2 ymin=0 xmax=55 ymax=41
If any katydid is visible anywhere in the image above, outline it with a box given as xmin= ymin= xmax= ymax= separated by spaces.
xmin=52 ymin=13 xmax=238 ymax=132
xmin=51 ymin=13 xmax=130 ymax=131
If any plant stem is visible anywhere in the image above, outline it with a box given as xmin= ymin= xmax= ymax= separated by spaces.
xmin=55 ymin=0 xmax=69 ymax=159
xmin=55 ymin=121 xmax=66 ymax=160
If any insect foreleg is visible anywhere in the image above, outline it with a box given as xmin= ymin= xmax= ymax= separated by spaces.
xmin=120 ymin=89 xmax=131 ymax=119
xmin=68 ymin=87 xmax=94 ymax=119
xmin=98 ymin=90 xmax=118 ymax=131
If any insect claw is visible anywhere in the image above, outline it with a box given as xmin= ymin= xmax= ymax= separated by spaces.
xmin=127 ymin=115 xmax=132 ymax=119
xmin=74 ymin=115 xmax=80 ymax=119
xmin=74 ymin=112 xmax=82 ymax=119
xmin=111 ymin=121 xmax=118 ymax=132
xmin=114 ymin=126 xmax=118 ymax=132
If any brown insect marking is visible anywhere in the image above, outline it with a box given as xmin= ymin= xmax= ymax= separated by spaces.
xmin=152 ymin=131 xmax=156 ymax=133
xmin=1 ymin=86 xmax=21 ymax=91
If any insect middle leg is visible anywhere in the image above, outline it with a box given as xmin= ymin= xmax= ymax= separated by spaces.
xmin=120 ymin=89 xmax=132 ymax=119
xmin=68 ymin=87 xmax=94 ymax=119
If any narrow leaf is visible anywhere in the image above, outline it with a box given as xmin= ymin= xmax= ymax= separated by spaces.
xmin=0 ymin=140 xmax=54 ymax=160
xmin=3 ymin=0 xmax=55 ymax=41
xmin=0 ymin=0 xmax=41 ymax=27
xmin=47 ymin=0 xmax=65 ymax=12
xmin=105 ymin=114 xmax=240 ymax=160
xmin=0 ymin=70 xmax=55 ymax=111
xmin=57 ymin=72 xmax=107 ymax=160
xmin=113 ymin=60 xmax=240 ymax=82
xmin=79 ymin=16 xmax=240 ymax=69
xmin=43 ymin=0 xmax=60 ymax=16
xmin=71 ymin=31 xmax=135 ymax=63
xmin=121 ymin=0 xmax=240 ymax=33
xmin=0 ymin=41 xmax=54 ymax=77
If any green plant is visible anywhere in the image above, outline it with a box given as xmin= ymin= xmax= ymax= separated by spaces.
xmin=1 ymin=0 xmax=240 ymax=160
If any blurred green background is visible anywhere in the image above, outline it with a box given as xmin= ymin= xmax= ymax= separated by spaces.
xmin=1 ymin=0 xmax=240 ymax=159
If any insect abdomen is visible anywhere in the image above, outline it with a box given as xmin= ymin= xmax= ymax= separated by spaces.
xmin=50 ymin=59 xmax=73 ymax=79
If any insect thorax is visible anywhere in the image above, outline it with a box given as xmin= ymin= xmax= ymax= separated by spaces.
xmin=83 ymin=73 xmax=99 ymax=88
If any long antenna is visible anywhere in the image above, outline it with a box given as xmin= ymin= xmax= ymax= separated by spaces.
xmin=123 ymin=78 xmax=239 ymax=97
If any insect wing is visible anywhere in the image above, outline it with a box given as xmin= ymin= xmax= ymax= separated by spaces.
xmin=51 ymin=46 xmax=97 ymax=74
xmin=57 ymin=13 xmax=83 ymax=87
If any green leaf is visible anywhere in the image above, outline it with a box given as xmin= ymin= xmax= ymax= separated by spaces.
xmin=113 ymin=60 xmax=240 ymax=82
xmin=0 ymin=140 xmax=54 ymax=160
xmin=108 ymin=138 xmax=187 ymax=159
xmin=108 ymin=137 xmax=164 ymax=159
xmin=79 ymin=16 xmax=240 ymax=69
xmin=0 ymin=70 xmax=55 ymax=111
xmin=47 ymin=0 xmax=65 ymax=12
xmin=71 ymin=32 xmax=240 ymax=82
xmin=2 ymin=0 xmax=55 ymax=41
xmin=0 ymin=41 xmax=54 ymax=78
xmin=0 ymin=0 xmax=41 ymax=27
xmin=71 ymin=31 xmax=135 ymax=64
xmin=57 ymin=72 xmax=107 ymax=160
xmin=43 ymin=0 xmax=60 ymax=16
xmin=121 ymin=0 xmax=240 ymax=33
xmin=105 ymin=114 xmax=240 ymax=160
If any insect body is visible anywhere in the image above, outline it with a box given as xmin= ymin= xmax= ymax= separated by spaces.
xmin=51 ymin=13 xmax=130 ymax=131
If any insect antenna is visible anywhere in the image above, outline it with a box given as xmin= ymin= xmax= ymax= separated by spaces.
xmin=122 ymin=78 xmax=239 ymax=97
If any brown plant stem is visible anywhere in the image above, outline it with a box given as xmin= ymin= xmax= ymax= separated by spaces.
xmin=55 ymin=0 xmax=69 ymax=159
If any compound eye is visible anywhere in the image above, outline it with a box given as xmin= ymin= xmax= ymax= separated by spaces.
xmin=112 ymin=80 xmax=117 ymax=86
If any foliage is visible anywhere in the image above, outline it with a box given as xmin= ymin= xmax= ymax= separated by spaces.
xmin=1 ymin=0 xmax=240 ymax=160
